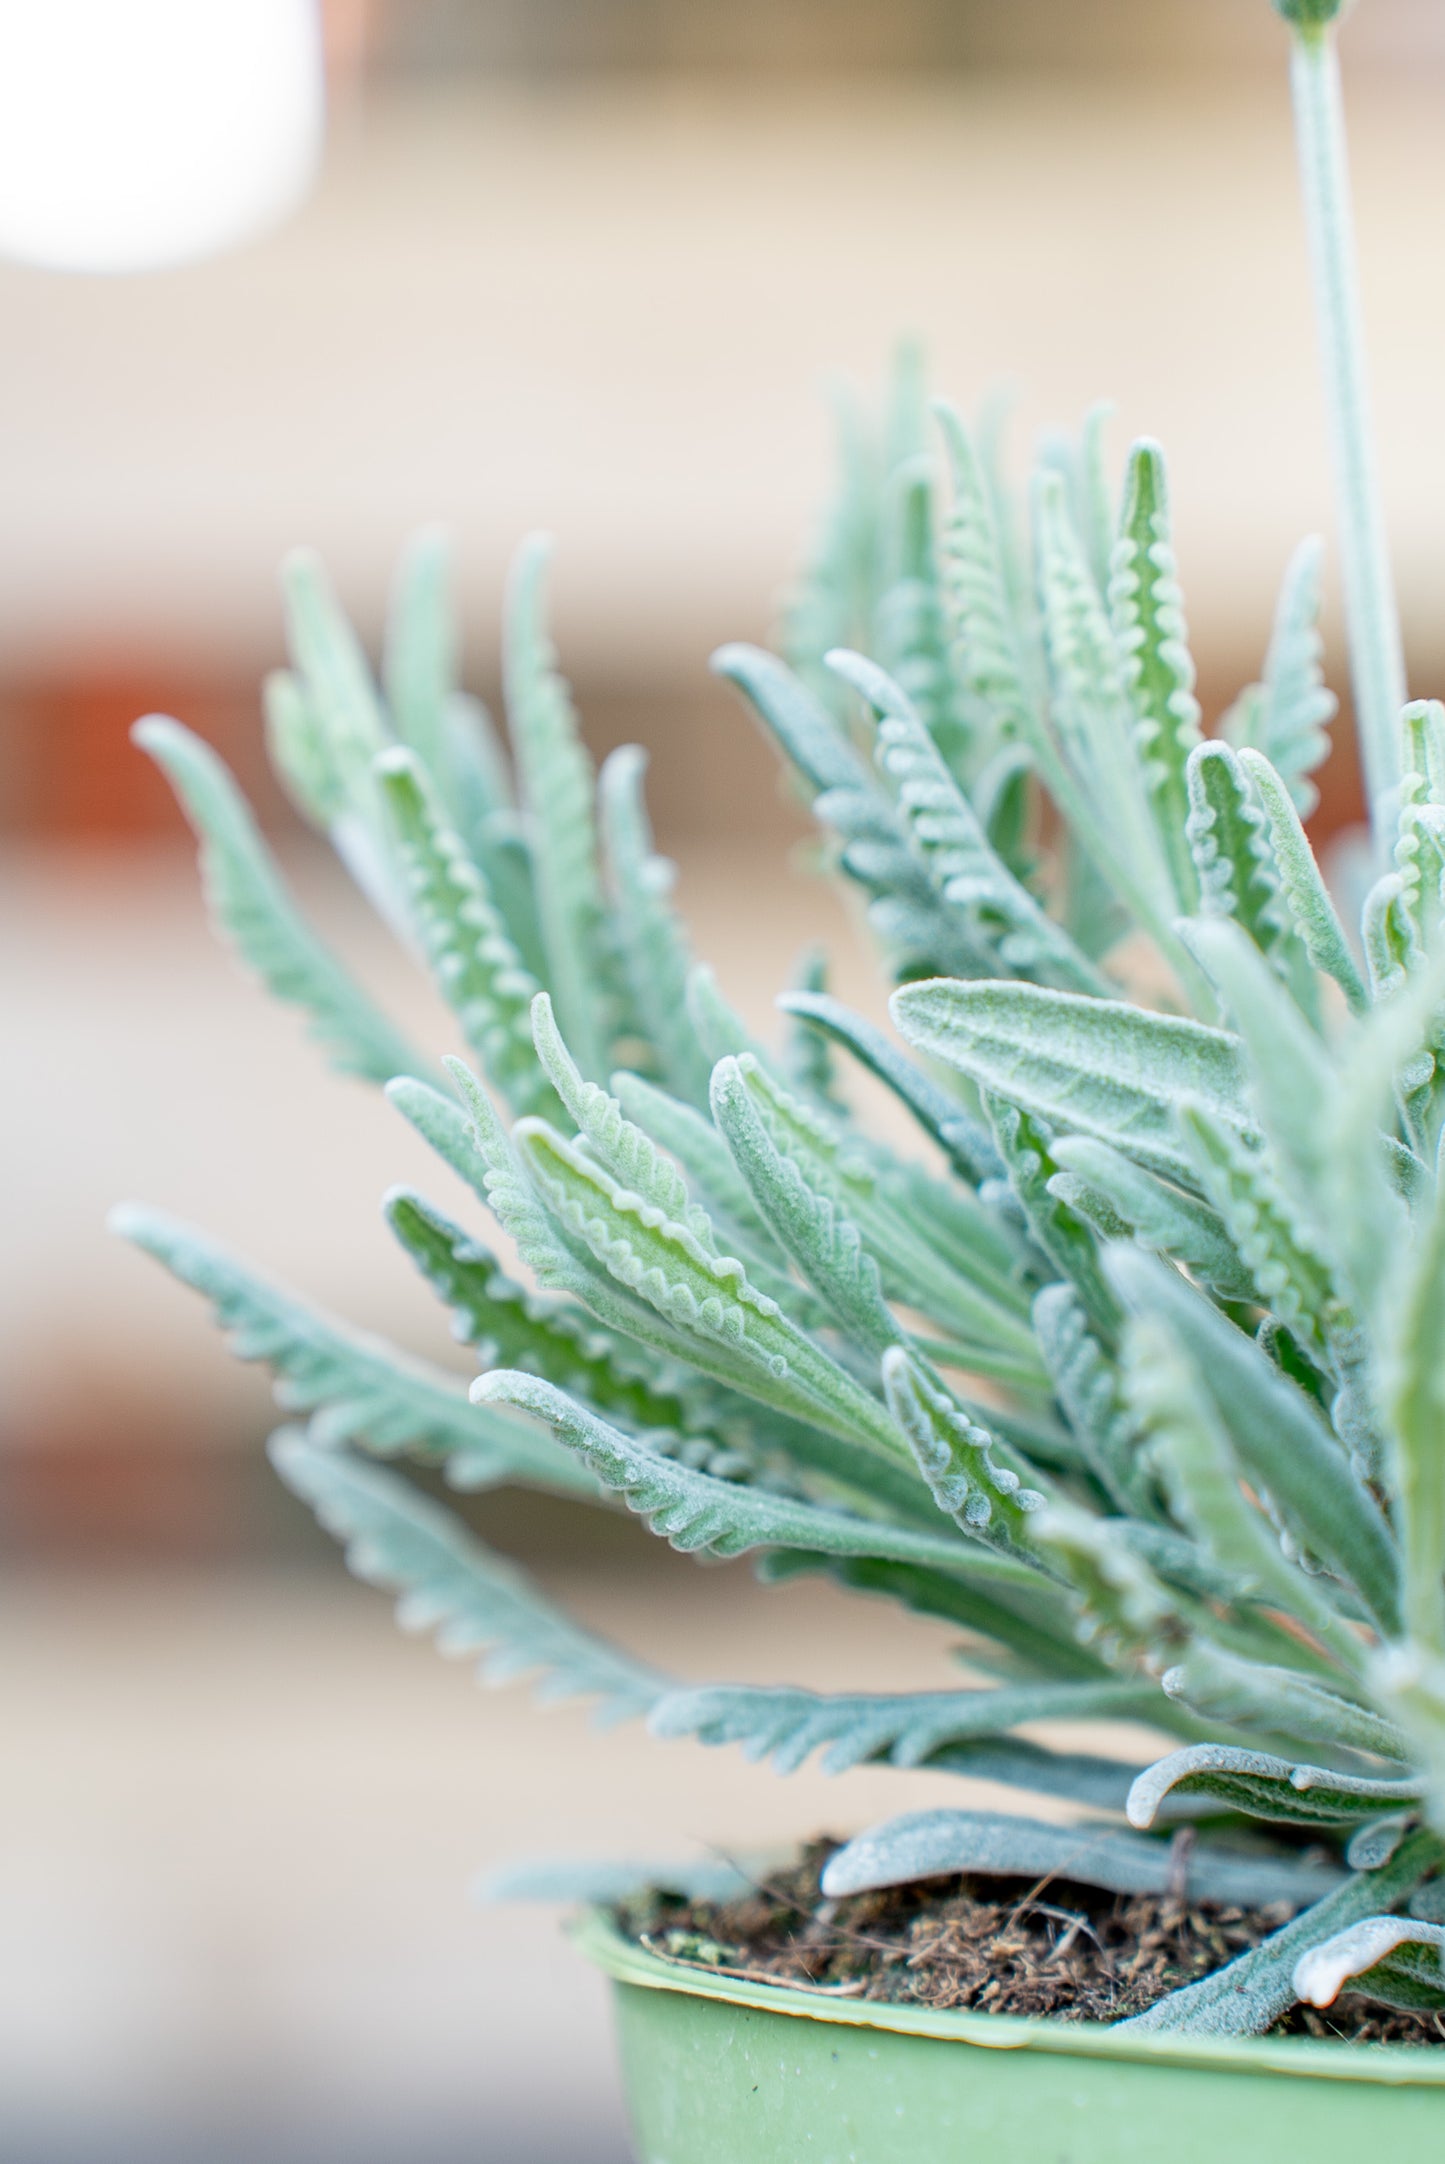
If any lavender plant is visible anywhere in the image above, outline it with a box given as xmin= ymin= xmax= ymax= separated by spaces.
xmin=116 ymin=0 xmax=1445 ymax=2033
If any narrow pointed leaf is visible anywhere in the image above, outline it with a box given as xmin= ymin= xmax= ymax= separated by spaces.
xmin=821 ymin=1808 xmax=1341 ymax=1906
xmin=611 ymin=1070 xmax=793 ymax=1266
xmin=504 ymin=534 xmax=608 ymax=1077
xmin=776 ymin=990 xmax=1002 ymax=1184
xmin=1238 ymin=749 xmax=1367 ymax=1012
xmin=1185 ymin=741 xmax=1317 ymax=1019
xmin=649 ymin=1678 xmax=1157 ymax=1777
xmin=874 ymin=451 xmax=971 ymax=769
xmin=264 ymin=668 xmax=344 ymax=828
xmin=1224 ymin=536 xmax=1337 ymax=819
xmin=1048 ymin=1134 xmax=1254 ymax=1301
xmin=428 ymin=1060 xmax=805 ymax=1395
xmin=1180 ymin=914 xmax=1334 ymax=1218
xmin=881 ymin=1346 xmax=1045 ymax=1547
xmin=933 ymin=399 xmax=1041 ymax=751
xmin=711 ymin=643 xmax=980 ymax=980
xmin=1123 ymin=1828 xmax=1443 ymax=2035
xmin=711 ymin=641 xmax=873 ymax=800
xmin=533 ymin=992 xmax=710 ymax=1237
xmin=1383 ymin=1170 xmax=1445 ymax=1653
xmin=1110 ymin=438 xmax=1202 ymax=909
xmin=1125 ymin=1310 xmax=1363 ymax=1669
xmin=280 ymin=547 xmax=389 ymax=801
xmin=1176 ymin=1098 xmax=1343 ymax=1364
xmin=134 ymin=718 xmax=431 ymax=1087
xmin=111 ymin=1205 xmax=592 ymax=1495
xmin=385 ymin=1073 xmax=493 ymax=1200
xmin=1107 ymin=1246 xmax=1400 ymax=1635
xmin=832 ymin=647 xmax=1105 ymax=995
xmin=710 ymin=1054 xmax=897 ymax=1352
xmin=510 ymin=1114 xmax=907 ymax=1456
xmin=716 ymin=1053 xmax=1041 ymax=1381
xmin=1034 ymin=468 xmax=1179 ymax=944
xmin=1033 ymin=1500 xmax=1188 ymax=1669
xmin=271 ymin=1432 xmax=662 ymax=1720
xmin=375 ymin=746 xmax=547 ymax=1109
xmin=382 ymin=1187 xmax=701 ymax=1437
xmin=1033 ymin=1284 xmax=1152 ymax=1515
xmin=599 ymin=745 xmax=713 ymax=1106
xmin=1163 ymin=1637 xmax=1409 ymax=1763
xmin=986 ymin=1096 xmax=1120 ymax=1338
xmin=383 ymin=526 xmax=458 ymax=786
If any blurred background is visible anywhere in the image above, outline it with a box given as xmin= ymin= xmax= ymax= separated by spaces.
xmin=6 ymin=1 xmax=1445 ymax=2158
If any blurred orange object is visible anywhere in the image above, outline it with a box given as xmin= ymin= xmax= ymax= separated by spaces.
xmin=3 ymin=663 xmax=291 ymax=840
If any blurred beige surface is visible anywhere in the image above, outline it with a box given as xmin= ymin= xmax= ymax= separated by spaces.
xmin=1 ymin=1560 xmax=1153 ymax=2155
xmin=2 ymin=67 xmax=1444 ymax=692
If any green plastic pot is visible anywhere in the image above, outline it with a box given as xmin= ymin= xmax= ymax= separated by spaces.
xmin=575 ymin=1910 xmax=1445 ymax=2163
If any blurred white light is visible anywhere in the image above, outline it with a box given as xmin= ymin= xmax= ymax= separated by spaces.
xmin=0 ymin=0 xmax=324 ymax=275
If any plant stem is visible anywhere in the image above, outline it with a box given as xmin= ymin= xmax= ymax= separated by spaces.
xmin=1288 ymin=23 xmax=1405 ymax=834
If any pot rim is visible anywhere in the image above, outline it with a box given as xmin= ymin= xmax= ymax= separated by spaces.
xmin=573 ymin=1909 xmax=1445 ymax=2088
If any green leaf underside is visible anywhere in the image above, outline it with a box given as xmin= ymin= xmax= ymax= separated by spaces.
xmin=477 ymin=1372 xmax=1046 ymax=1583
xmin=1128 ymin=1745 xmax=1422 ymax=1830
xmin=648 ymin=1678 xmax=1158 ymax=1775
xmin=1122 ymin=1828 xmax=1444 ymax=2036
xmin=893 ymin=980 xmax=1253 ymax=1183
xmin=1294 ymin=1915 xmax=1445 ymax=2013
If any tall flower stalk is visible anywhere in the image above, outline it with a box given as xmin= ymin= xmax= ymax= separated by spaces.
xmin=1279 ymin=0 xmax=1406 ymax=829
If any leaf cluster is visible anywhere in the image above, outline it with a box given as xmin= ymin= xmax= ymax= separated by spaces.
xmin=118 ymin=369 xmax=1445 ymax=2036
